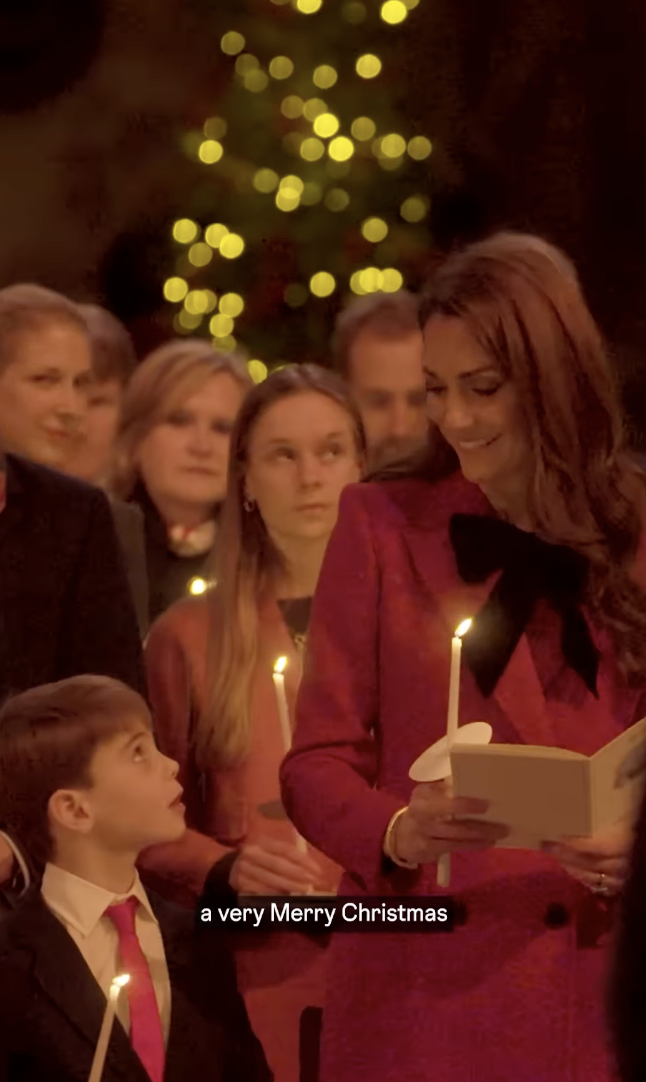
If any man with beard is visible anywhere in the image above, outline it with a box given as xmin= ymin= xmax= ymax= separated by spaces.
xmin=332 ymin=292 xmax=428 ymax=470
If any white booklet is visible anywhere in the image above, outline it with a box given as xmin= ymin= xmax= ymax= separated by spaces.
xmin=450 ymin=715 xmax=646 ymax=848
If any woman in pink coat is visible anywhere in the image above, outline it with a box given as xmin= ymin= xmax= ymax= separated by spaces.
xmin=280 ymin=233 xmax=646 ymax=1082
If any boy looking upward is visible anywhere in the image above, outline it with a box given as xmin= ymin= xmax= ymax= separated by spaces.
xmin=0 ymin=675 xmax=271 ymax=1082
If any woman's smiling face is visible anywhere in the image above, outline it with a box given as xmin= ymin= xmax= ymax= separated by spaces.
xmin=423 ymin=315 xmax=531 ymax=492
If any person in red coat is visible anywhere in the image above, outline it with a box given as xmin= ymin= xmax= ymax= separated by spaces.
xmin=280 ymin=232 xmax=646 ymax=1082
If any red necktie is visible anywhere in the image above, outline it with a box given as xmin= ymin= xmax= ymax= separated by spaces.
xmin=105 ymin=897 xmax=165 ymax=1082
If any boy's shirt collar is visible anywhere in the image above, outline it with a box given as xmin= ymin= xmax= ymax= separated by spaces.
xmin=41 ymin=862 xmax=158 ymax=939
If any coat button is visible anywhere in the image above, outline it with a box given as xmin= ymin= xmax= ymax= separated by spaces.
xmin=544 ymin=902 xmax=570 ymax=928
xmin=453 ymin=901 xmax=468 ymax=926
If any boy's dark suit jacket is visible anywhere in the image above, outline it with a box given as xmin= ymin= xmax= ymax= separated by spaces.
xmin=0 ymin=453 xmax=145 ymax=703
xmin=0 ymin=887 xmax=273 ymax=1082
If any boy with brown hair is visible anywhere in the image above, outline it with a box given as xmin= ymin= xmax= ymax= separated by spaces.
xmin=0 ymin=675 xmax=272 ymax=1082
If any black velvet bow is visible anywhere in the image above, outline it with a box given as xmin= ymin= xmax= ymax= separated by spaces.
xmin=449 ymin=513 xmax=600 ymax=698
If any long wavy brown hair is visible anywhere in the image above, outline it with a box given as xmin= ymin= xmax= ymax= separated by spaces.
xmin=194 ymin=364 xmax=366 ymax=770
xmin=387 ymin=231 xmax=646 ymax=683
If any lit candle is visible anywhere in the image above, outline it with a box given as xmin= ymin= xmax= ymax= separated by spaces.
xmin=88 ymin=974 xmax=130 ymax=1082
xmin=437 ymin=618 xmax=472 ymax=888
xmin=273 ymin=657 xmax=308 ymax=855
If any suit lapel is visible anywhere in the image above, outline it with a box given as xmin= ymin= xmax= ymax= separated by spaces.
xmin=398 ymin=475 xmax=558 ymax=747
xmin=14 ymin=891 xmax=149 ymax=1082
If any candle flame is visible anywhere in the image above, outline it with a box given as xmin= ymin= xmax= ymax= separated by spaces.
xmin=111 ymin=974 xmax=130 ymax=991
xmin=455 ymin=618 xmax=472 ymax=638
xmin=274 ymin=656 xmax=288 ymax=674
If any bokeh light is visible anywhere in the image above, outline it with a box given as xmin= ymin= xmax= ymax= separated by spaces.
xmin=296 ymin=0 xmax=323 ymax=12
xmin=328 ymin=136 xmax=354 ymax=161
xmin=164 ymin=277 xmax=188 ymax=302
xmin=253 ymin=169 xmax=280 ymax=193
xmin=381 ymin=133 xmax=407 ymax=158
xmin=244 ymin=70 xmax=270 ymax=93
xmin=220 ymin=234 xmax=245 ymax=259
xmin=381 ymin=268 xmax=404 ymax=292
xmin=300 ymin=138 xmax=325 ymax=161
xmin=362 ymin=217 xmax=389 ymax=243
xmin=219 ymin=293 xmax=245 ymax=317
xmin=199 ymin=140 xmax=223 ymax=164
xmin=172 ymin=219 xmax=198 ymax=244
xmin=310 ymin=272 xmax=336 ymax=297
xmin=203 ymin=117 xmax=227 ymax=139
xmin=407 ymin=136 xmax=432 ymax=160
xmin=188 ymin=243 xmax=213 ymax=267
xmin=184 ymin=290 xmax=209 ymax=315
xmin=221 ymin=31 xmax=245 ymax=55
xmin=351 ymin=117 xmax=376 ymax=141
xmin=248 ymin=360 xmax=268 ymax=383
xmin=313 ymin=65 xmax=338 ymax=89
xmin=314 ymin=113 xmax=340 ymax=138
xmin=303 ymin=98 xmax=327 ymax=121
xmin=210 ymin=314 xmax=235 ymax=337
xmin=324 ymin=188 xmax=350 ymax=211
xmin=381 ymin=0 xmax=407 ymax=24
xmin=356 ymin=54 xmax=382 ymax=79
xmin=269 ymin=56 xmax=294 ymax=79
xmin=400 ymin=195 xmax=429 ymax=222
xmin=281 ymin=95 xmax=304 ymax=119
xmin=205 ymin=223 xmax=229 ymax=248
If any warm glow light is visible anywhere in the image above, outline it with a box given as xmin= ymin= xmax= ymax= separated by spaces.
xmin=400 ymin=195 xmax=428 ymax=222
xmin=163 ymin=277 xmax=188 ymax=302
xmin=455 ymin=619 xmax=473 ymax=639
xmin=356 ymin=54 xmax=382 ymax=79
xmin=408 ymin=136 xmax=432 ymax=160
xmin=248 ymin=360 xmax=268 ymax=383
xmin=210 ymin=314 xmax=235 ymax=337
xmin=313 ymin=113 xmax=340 ymax=138
xmin=184 ymin=290 xmax=209 ymax=315
xmin=381 ymin=0 xmax=408 ymax=24
xmin=381 ymin=268 xmax=404 ymax=292
xmin=328 ymin=136 xmax=354 ymax=161
xmin=204 ymin=117 xmax=227 ymax=139
xmin=324 ymin=188 xmax=350 ymax=211
xmin=276 ymin=188 xmax=301 ymax=212
xmin=189 ymin=577 xmax=208 ymax=596
xmin=203 ymin=290 xmax=218 ymax=312
xmin=188 ymin=242 xmax=212 ymax=267
xmin=269 ymin=56 xmax=294 ymax=79
xmin=274 ymin=656 xmax=288 ymax=674
xmin=359 ymin=267 xmax=382 ymax=293
xmin=219 ymin=293 xmax=244 ymax=317
xmin=310 ymin=272 xmax=336 ymax=297
xmin=350 ymin=270 xmax=366 ymax=295
xmin=111 ymin=974 xmax=130 ymax=992
xmin=381 ymin=133 xmax=407 ymax=158
xmin=351 ymin=117 xmax=376 ymax=141
xmin=199 ymin=140 xmax=223 ymax=164
xmin=300 ymin=137 xmax=325 ymax=161
xmin=220 ymin=234 xmax=245 ymax=259
xmin=296 ymin=0 xmax=323 ymax=12
xmin=172 ymin=219 xmax=198 ymax=244
xmin=281 ymin=95 xmax=304 ymax=119
xmin=361 ymin=217 xmax=388 ymax=243
xmin=244 ymin=70 xmax=270 ymax=93
xmin=253 ymin=169 xmax=279 ymax=193
xmin=179 ymin=310 xmax=202 ymax=330
xmin=303 ymin=98 xmax=327 ymax=121
xmin=313 ymin=65 xmax=338 ymax=89
xmin=280 ymin=175 xmax=304 ymax=194
xmin=235 ymin=54 xmax=259 ymax=76
xmin=205 ymin=223 xmax=229 ymax=248
xmin=221 ymin=31 xmax=245 ymax=55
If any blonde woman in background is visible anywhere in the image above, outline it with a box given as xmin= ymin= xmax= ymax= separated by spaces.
xmin=140 ymin=365 xmax=366 ymax=1082
xmin=114 ymin=339 xmax=251 ymax=623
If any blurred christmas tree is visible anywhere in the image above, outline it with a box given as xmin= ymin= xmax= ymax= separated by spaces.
xmin=164 ymin=0 xmax=434 ymax=377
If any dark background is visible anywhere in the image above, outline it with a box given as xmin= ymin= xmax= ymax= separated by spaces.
xmin=3 ymin=0 xmax=646 ymax=438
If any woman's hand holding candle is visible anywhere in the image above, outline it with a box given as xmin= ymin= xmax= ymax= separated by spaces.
xmin=229 ymin=836 xmax=323 ymax=895
xmin=391 ymin=780 xmax=509 ymax=867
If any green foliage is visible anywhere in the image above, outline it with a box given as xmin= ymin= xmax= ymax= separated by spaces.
xmin=166 ymin=0 xmax=434 ymax=369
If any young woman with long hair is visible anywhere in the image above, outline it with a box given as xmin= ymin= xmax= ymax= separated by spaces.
xmin=140 ymin=364 xmax=366 ymax=1082
xmin=114 ymin=340 xmax=251 ymax=622
xmin=280 ymin=233 xmax=646 ymax=1082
